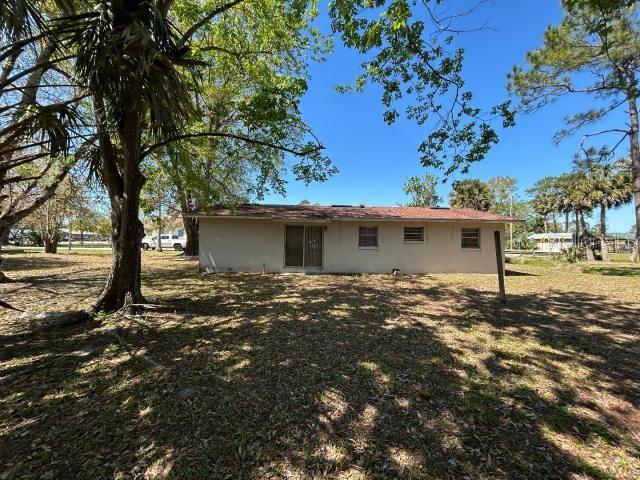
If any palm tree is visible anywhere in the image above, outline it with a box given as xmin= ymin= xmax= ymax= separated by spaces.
xmin=528 ymin=176 xmax=560 ymax=233
xmin=449 ymin=179 xmax=493 ymax=211
xmin=69 ymin=1 xmax=196 ymax=312
xmin=580 ymin=157 xmax=633 ymax=261
xmin=562 ymin=171 xmax=597 ymax=261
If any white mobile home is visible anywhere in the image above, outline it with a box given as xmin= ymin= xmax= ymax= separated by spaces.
xmin=528 ymin=232 xmax=574 ymax=253
xmin=189 ymin=204 xmax=518 ymax=274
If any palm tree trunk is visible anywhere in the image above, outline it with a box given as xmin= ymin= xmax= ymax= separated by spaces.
xmin=91 ymin=99 xmax=146 ymax=313
xmin=579 ymin=211 xmax=595 ymax=262
xmin=552 ymin=214 xmax=558 ymax=232
xmin=92 ymin=189 xmax=145 ymax=313
xmin=565 ymin=211 xmax=569 ymax=232
xmin=628 ymin=95 xmax=640 ymax=262
xmin=600 ymin=203 xmax=609 ymax=262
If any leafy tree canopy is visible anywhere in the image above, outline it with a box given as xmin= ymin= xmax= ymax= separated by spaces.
xmin=330 ymin=0 xmax=515 ymax=175
xmin=403 ymin=174 xmax=441 ymax=207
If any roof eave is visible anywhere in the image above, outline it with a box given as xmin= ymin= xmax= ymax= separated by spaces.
xmin=182 ymin=213 xmax=523 ymax=223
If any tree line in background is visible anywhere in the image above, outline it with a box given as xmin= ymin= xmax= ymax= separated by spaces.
xmin=403 ymin=0 xmax=640 ymax=261
xmin=403 ymin=148 xmax=634 ymax=261
xmin=8 ymin=173 xmax=110 ymax=253
xmin=510 ymin=0 xmax=640 ymax=260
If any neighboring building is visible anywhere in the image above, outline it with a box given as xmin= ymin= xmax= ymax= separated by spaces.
xmin=188 ymin=204 xmax=519 ymax=274
xmin=61 ymin=231 xmax=109 ymax=243
xmin=144 ymin=216 xmax=185 ymax=239
xmin=605 ymin=233 xmax=634 ymax=253
xmin=528 ymin=232 xmax=574 ymax=253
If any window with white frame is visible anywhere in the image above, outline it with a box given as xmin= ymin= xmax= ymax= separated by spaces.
xmin=403 ymin=226 xmax=424 ymax=242
xmin=461 ymin=228 xmax=480 ymax=249
xmin=358 ymin=226 xmax=378 ymax=247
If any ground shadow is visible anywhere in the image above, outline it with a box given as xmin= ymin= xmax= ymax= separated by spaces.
xmin=581 ymin=265 xmax=640 ymax=277
xmin=1 ymin=268 xmax=638 ymax=479
xmin=505 ymin=268 xmax=538 ymax=276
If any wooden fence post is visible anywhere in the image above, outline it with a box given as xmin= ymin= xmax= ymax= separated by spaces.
xmin=494 ymin=230 xmax=506 ymax=304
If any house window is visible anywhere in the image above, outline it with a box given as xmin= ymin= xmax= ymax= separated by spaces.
xmin=404 ymin=226 xmax=424 ymax=242
xmin=358 ymin=226 xmax=378 ymax=247
xmin=461 ymin=228 xmax=480 ymax=249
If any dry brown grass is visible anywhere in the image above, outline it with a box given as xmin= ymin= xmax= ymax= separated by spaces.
xmin=1 ymin=252 xmax=639 ymax=479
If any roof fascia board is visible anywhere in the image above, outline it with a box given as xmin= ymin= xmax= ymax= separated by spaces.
xmin=186 ymin=214 xmax=522 ymax=223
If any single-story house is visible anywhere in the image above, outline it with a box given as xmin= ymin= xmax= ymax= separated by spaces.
xmin=187 ymin=204 xmax=519 ymax=274
xmin=527 ymin=232 xmax=574 ymax=253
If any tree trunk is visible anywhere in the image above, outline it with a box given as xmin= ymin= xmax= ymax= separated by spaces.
xmin=156 ymin=204 xmax=163 ymax=252
xmin=600 ymin=203 xmax=609 ymax=262
xmin=564 ymin=212 xmax=569 ymax=233
xmin=90 ymin=100 xmax=146 ymax=314
xmin=91 ymin=199 xmax=145 ymax=313
xmin=0 ymin=242 xmax=12 ymax=282
xmin=43 ymin=231 xmax=59 ymax=254
xmin=552 ymin=214 xmax=558 ymax=233
xmin=183 ymin=215 xmax=199 ymax=256
xmin=579 ymin=211 xmax=595 ymax=262
xmin=628 ymin=95 xmax=640 ymax=262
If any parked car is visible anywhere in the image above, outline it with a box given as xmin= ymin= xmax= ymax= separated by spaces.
xmin=152 ymin=234 xmax=187 ymax=251
xmin=141 ymin=236 xmax=155 ymax=250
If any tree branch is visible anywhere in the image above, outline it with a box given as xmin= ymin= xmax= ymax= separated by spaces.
xmin=0 ymin=137 xmax=95 ymax=228
xmin=142 ymin=132 xmax=323 ymax=158
xmin=179 ymin=0 xmax=246 ymax=47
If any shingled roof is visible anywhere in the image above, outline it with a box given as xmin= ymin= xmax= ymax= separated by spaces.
xmin=187 ymin=204 xmax=519 ymax=222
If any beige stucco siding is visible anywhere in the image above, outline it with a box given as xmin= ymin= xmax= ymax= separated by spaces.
xmin=198 ymin=218 xmax=505 ymax=274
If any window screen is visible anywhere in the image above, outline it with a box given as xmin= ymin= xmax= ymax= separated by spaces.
xmin=404 ymin=226 xmax=424 ymax=242
xmin=461 ymin=228 xmax=480 ymax=248
xmin=358 ymin=226 xmax=378 ymax=247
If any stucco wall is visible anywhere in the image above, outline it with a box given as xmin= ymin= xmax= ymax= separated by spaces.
xmin=198 ymin=218 xmax=505 ymax=274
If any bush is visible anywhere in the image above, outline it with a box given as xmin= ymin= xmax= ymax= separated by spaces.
xmin=562 ymin=246 xmax=585 ymax=263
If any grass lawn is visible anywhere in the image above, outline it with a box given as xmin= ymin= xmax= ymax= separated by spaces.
xmin=1 ymin=253 xmax=639 ymax=479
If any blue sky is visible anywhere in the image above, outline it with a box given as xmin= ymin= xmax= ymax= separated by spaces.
xmin=262 ymin=0 xmax=635 ymax=233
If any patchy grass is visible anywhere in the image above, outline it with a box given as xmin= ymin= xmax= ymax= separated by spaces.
xmin=609 ymin=252 xmax=634 ymax=263
xmin=1 ymin=253 xmax=639 ymax=479
xmin=507 ymin=254 xmax=566 ymax=267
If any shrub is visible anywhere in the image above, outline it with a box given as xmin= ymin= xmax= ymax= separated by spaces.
xmin=562 ymin=246 xmax=585 ymax=263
